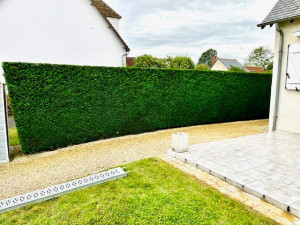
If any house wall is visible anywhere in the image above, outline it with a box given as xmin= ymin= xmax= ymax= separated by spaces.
xmin=107 ymin=17 xmax=120 ymax=32
xmin=269 ymin=18 xmax=300 ymax=133
xmin=0 ymin=0 xmax=127 ymax=83
xmin=211 ymin=60 xmax=229 ymax=71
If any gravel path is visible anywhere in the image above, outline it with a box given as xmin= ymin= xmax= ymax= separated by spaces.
xmin=0 ymin=120 xmax=268 ymax=199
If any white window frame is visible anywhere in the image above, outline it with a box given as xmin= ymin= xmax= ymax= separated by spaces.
xmin=286 ymin=43 xmax=300 ymax=91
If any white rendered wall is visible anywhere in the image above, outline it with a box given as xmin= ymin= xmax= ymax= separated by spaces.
xmin=269 ymin=18 xmax=300 ymax=133
xmin=107 ymin=18 xmax=120 ymax=32
xmin=211 ymin=60 xmax=229 ymax=71
xmin=0 ymin=0 xmax=127 ymax=82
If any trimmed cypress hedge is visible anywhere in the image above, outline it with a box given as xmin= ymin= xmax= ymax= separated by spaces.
xmin=3 ymin=62 xmax=272 ymax=153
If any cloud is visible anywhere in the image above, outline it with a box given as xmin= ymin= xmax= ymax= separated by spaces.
xmin=105 ymin=0 xmax=278 ymax=63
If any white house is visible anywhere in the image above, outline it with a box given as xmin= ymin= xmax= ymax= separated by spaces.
xmin=211 ymin=56 xmax=246 ymax=71
xmin=258 ymin=0 xmax=300 ymax=134
xmin=0 ymin=0 xmax=130 ymax=83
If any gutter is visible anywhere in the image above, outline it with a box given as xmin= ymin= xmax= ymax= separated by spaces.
xmin=272 ymin=23 xmax=284 ymax=131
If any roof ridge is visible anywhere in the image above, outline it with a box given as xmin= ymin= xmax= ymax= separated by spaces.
xmin=219 ymin=58 xmax=238 ymax=61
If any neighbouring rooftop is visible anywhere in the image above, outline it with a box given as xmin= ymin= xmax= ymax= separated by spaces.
xmin=245 ymin=66 xmax=265 ymax=73
xmin=219 ymin=58 xmax=244 ymax=70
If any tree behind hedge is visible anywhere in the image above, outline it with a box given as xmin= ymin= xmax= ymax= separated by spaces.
xmin=172 ymin=56 xmax=195 ymax=70
xmin=245 ymin=46 xmax=273 ymax=70
xmin=134 ymin=54 xmax=168 ymax=69
xmin=197 ymin=49 xmax=217 ymax=68
xmin=229 ymin=66 xmax=247 ymax=72
xmin=195 ymin=64 xmax=210 ymax=71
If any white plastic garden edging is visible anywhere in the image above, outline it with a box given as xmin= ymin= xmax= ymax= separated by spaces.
xmin=0 ymin=167 xmax=128 ymax=213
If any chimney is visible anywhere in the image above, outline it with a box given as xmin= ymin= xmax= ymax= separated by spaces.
xmin=212 ymin=55 xmax=217 ymax=66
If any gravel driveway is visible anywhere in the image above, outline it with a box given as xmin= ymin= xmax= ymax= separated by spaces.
xmin=0 ymin=119 xmax=268 ymax=199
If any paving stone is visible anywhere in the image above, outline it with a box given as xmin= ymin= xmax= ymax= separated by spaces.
xmin=186 ymin=159 xmax=198 ymax=168
xmin=275 ymin=217 xmax=294 ymax=225
xmin=244 ymin=199 xmax=259 ymax=208
xmin=226 ymin=172 xmax=257 ymax=186
xmin=240 ymin=169 xmax=269 ymax=180
xmin=266 ymin=189 xmax=300 ymax=212
xmin=291 ymin=201 xmax=300 ymax=218
xmin=264 ymin=210 xmax=281 ymax=221
xmin=253 ymin=204 xmax=269 ymax=215
xmin=279 ymin=211 xmax=298 ymax=223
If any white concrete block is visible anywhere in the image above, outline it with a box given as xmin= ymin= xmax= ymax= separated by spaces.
xmin=172 ymin=133 xmax=189 ymax=153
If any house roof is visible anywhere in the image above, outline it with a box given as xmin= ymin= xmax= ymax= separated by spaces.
xmin=91 ymin=0 xmax=130 ymax=52
xmin=258 ymin=0 xmax=300 ymax=28
xmin=219 ymin=58 xmax=244 ymax=70
xmin=245 ymin=66 xmax=265 ymax=73
xmin=92 ymin=0 xmax=122 ymax=19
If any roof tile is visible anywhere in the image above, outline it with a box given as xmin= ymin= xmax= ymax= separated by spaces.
xmin=258 ymin=0 xmax=300 ymax=27
xmin=92 ymin=0 xmax=121 ymax=19
xmin=91 ymin=0 xmax=130 ymax=52
xmin=219 ymin=58 xmax=244 ymax=70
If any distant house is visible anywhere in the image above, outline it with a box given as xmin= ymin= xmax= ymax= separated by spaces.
xmin=245 ymin=66 xmax=265 ymax=73
xmin=0 ymin=0 xmax=130 ymax=83
xmin=126 ymin=57 xmax=136 ymax=67
xmin=211 ymin=56 xmax=245 ymax=71
xmin=258 ymin=0 xmax=300 ymax=133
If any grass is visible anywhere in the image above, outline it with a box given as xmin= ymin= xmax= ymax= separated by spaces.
xmin=9 ymin=127 xmax=19 ymax=146
xmin=0 ymin=158 xmax=277 ymax=225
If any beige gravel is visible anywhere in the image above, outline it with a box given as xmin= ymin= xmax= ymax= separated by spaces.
xmin=0 ymin=119 xmax=268 ymax=199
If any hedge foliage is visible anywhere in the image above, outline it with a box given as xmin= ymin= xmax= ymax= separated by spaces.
xmin=3 ymin=62 xmax=272 ymax=153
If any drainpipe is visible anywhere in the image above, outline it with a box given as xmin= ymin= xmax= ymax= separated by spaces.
xmin=122 ymin=52 xmax=128 ymax=67
xmin=272 ymin=23 xmax=284 ymax=131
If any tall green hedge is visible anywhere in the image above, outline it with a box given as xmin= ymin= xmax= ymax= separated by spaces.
xmin=3 ymin=62 xmax=272 ymax=153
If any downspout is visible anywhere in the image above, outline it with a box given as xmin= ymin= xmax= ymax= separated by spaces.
xmin=272 ymin=23 xmax=284 ymax=131
xmin=123 ymin=52 xmax=128 ymax=67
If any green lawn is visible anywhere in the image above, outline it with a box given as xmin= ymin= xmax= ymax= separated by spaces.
xmin=9 ymin=127 xmax=20 ymax=146
xmin=0 ymin=158 xmax=277 ymax=225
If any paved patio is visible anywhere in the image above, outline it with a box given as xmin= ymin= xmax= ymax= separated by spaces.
xmin=168 ymin=131 xmax=300 ymax=218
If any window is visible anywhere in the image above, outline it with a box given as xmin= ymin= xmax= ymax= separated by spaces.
xmin=286 ymin=44 xmax=300 ymax=91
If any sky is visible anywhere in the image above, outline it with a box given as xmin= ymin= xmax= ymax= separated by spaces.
xmin=105 ymin=0 xmax=278 ymax=64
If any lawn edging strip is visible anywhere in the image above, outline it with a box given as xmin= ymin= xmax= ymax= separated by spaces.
xmin=0 ymin=167 xmax=128 ymax=214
